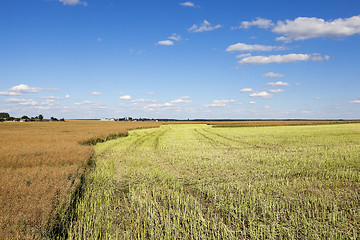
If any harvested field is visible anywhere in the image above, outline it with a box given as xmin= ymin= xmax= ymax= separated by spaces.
xmin=208 ymin=120 xmax=360 ymax=127
xmin=64 ymin=123 xmax=360 ymax=239
xmin=0 ymin=120 xmax=161 ymax=239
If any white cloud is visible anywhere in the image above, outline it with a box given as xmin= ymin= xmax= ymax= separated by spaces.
xmin=145 ymin=103 xmax=174 ymax=108
xmin=0 ymin=91 xmax=21 ymax=96
xmin=180 ymin=2 xmax=195 ymax=7
xmin=0 ymin=84 xmax=55 ymax=96
xmin=301 ymin=110 xmax=311 ymax=114
xmin=236 ymin=53 xmax=251 ymax=58
xmin=263 ymin=72 xmax=285 ymax=78
xmin=158 ymin=40 xmax=174 ymax=46
xmin=249 ymin=91 xmax=273 ymax=98
xmin=41 ymin=96 xmax=63 ymax=100
xmin=264 ymin=106 xmax=271 ymax=109
xmin=226 ymin=43 xmax=285 ymax=52
xmin=9 ymin=84 xmax=40 ymax=93
xmin=91 ymin=91 xmax=102 ymax=95
xmin=349 ymin=97 xmax=360 ymax=103
xmin=266 ymin=81 xmax=289 ymax=86
xmin=96 ymin=38 xmax=102 ymax=42
xmin=249 ymin=101 xmax=256 ymax=104
xmin=273 ymin=15 xmax=360 ymax=42
xmin=5 ymin=98 xmax=37 ymax=105
xmin=170 ymin=97 xmax=192 ymax=103
xmin=74 ymin=100 xmax=99 ymax=105
xmin=240 ymin=88 xmax=253 ymax=92
xmin=268 ymin=89 xmax=284 ymax=93
xmin=59 ymin=0 xmax=87 ymax=6
xmin=189 ymin=20 xmax=222 ymax=33
xmin=235 ymin=17 xmax=274 ymax=29
xmin=168 ymin=33 xmax=181 ymax=41
xmin=65 ymin=94 xmax=70 ymax=98
xmin=131 ymin=99 xmax=156 ymax=103
xmin=119 ymin=95 xmax=131 ymax=100
xmin=239 ymin=53 xmax=329 ymax=64
xmin=205 ymin=99 xmax=237 ymax=107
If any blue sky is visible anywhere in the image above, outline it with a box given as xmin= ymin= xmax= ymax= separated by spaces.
xmin=1 ymin=0 xmax=360 ymax=119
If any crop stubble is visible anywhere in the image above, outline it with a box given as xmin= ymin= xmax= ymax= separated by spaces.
xmin=67 ymin=123 xmax=360 ymax=239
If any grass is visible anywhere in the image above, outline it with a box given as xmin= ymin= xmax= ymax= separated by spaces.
xmin=0 ymin=120 xmax=161 ymax=239
xmin=64 ymin=123 xmax=360 ymax=239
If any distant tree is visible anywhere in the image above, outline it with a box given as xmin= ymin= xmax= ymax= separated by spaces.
xmin=38 ymin=114 xmax=44 ymax=121
xmin=60 ymin=118 xmax=65 ymax=122
xmin=21 ymin=115 xmax=29 ymax=119
xmin=0 ymin=112 xmax=10 ymax=119
xmin=51 ymin=117 xmax=59 ymax=121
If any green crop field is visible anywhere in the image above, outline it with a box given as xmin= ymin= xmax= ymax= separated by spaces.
xmin=54 ymin=124 xmax=360 ymax=239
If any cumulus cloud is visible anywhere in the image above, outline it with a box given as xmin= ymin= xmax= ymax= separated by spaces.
xmin=240 ymin=88 xmax=253 ymax=92
xmin=0 ymin=84 xmax=57 ymax=96
xmin=10 ymin=84 xmax=40 ymax=93
xmin=145 ymin=103 xmax=174 ymax=108
xmin=266 ymin=81 xmax=289 ymax=86
xmin=249 ymin=91 xmax=273 ymax=98
xmin=226 ymin=43 xmax=285 ymax=52
xmin=0 ymin=91 xmax=21 ymax=96
xmin=168 ymin=33 xmax=182 ymax=41
xmin=238 ymin=53 xmax=329 ymax=64
xmin=65 ymin=94 xmax=70 ymax=98
xmin=180 ymin=2 xmax=195 ymax=7
xmin=263 ymin=72 xmax=285 ymax=78
xmin=234 ymin=17 xmax=274 ymax=29
xmin=119 ymin=95 xmax=131 ymax=100
xmin=205 ymin=99 xmax=237 ymax=107
xmin=170 ymin=96 xmax=192 ymax=103
xmin=236 ymin=53 xmax=251 ymax=58
xmin=74 ymin=100 xmax=97 ymax=105
xmin=5 ymin=98 xmax=37 ymax=105
xmin=189 ymin=20 xmax=222 ymax=33
xmin=131 ymin=99 xmax=156 ymax=103
xmin=158 ymin=40 xmax=174 ymax=46
xmin=91 ymin=91 xmax=102 ymax=95
xmin=59 ymin=0 xmax=87 ymax=6
xmin=273 ymin=15 xmax=360 ymax=42
xmin=268 ymin=89 xmax=284 ymax=93
xmin=349 ymin=97 xmax=360 ymax=103
xmin=249 ymin=101 xmax=256 ymax=104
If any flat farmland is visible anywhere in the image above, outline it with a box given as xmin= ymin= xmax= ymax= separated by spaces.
xmin=64 ymin=123 xmax=360 ymax=239
xmin=0 ymin=120 xmax=161 ymax=239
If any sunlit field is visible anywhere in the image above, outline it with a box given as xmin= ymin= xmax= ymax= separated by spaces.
xmin=63 ymin=123 xmax=360 ymax=239
xmin=0 ymin=120 xmax=161 ymax=239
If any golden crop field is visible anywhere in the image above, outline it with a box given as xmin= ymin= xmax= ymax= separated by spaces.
xmin=0 ymin=120 xmax=161 ymax=239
